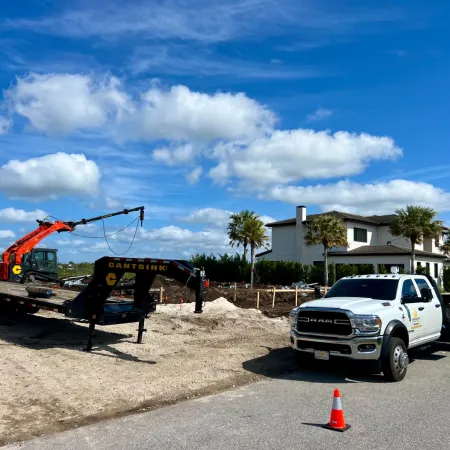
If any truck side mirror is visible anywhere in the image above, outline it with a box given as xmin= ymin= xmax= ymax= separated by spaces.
xmin=401 ymin=295 xmax=421 ymax=304
xmin=420 ymin=287 xmax=433 ymax=302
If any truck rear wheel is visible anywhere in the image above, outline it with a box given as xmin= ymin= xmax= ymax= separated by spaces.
xmin=382 ymin=337 xmax=408 ymax=382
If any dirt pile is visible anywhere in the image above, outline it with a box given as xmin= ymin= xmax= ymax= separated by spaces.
xmin=152 ymin=275 xmax=315 ymax=317
xmin=0 ymin=296 xmax=294 ymax=446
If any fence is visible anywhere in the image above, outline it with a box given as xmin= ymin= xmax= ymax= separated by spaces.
xmin=116 ymin=285 xmax=326 ymax=310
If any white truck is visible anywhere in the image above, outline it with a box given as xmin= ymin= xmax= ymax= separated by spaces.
xmin=289 ymin=271 xmax=450 ymax=381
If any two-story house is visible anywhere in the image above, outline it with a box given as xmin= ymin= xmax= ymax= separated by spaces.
xmin=257 ymin=205 xmax=449 ymax=283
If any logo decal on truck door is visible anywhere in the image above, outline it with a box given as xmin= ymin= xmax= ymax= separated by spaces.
xmin=411 ymin=308 xmax=422 ymax=328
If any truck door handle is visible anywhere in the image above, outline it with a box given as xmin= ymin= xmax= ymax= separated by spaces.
xmin=436 ymin=304 xmax=441 ymax=308
xmin=418 ymin=307 xmax=424 ymax=311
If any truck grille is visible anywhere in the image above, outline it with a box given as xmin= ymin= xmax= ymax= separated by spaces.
xmin=296 ymin=310 xmax=352 ymax=336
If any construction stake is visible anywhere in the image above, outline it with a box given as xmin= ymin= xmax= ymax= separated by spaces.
xmin=233 ymin=282 xmax=237 ymax=302
xmin=272 ymin=287 xmax=276 ymax=308
xmin=295 ymin=286 xmax=298 ymax=307
xmin=256 ymin=291 xmax=260 ymax=309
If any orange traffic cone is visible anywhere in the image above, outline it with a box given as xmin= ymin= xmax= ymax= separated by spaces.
xmin=323 ymin=389 xmax=351 ymax=432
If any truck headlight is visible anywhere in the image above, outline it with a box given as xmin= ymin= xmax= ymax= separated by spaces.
xmin=289 ymin=311 xmax=298 ymax=329
xmin=350 ymin=315 xmax=382 ymax=333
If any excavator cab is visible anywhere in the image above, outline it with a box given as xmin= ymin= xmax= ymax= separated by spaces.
xmin=8 ymin=248 xmax=59 ymax=283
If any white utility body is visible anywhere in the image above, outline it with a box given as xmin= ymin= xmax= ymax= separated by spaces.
xmin=289 ymin=270 xmax=448 ymax=381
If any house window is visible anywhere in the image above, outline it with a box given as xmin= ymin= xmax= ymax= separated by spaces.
xmin=426 ymin=262 xmax=430 ymax=274
xmin=353 ymin=227 xmax=367 ymax=243
xmin=435 ymin=263 xmax=439 ymax=278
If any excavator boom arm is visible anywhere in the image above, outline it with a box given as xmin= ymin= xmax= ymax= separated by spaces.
xmin=0 ymin=206 xmax=145 ymax=281
xmin=2 ymin=221 xmax=73 ymax=265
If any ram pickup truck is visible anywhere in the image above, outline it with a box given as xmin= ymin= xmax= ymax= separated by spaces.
xmin=289 ymin=271 xmax=450 ymax=381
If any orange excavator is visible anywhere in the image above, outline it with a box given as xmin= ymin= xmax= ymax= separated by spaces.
xmin=0 ymin=206 xmax=144 ymax=284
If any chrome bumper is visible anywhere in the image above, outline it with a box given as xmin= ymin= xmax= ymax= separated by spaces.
xmin=290 ymin=330 xmax=384 ymax=360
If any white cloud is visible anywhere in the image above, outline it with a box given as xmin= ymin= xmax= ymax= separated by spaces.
xmin=153 ymin=144 xmax=196 ymax=166
xmin=0 ymin=207 xmax=48 ymax=223
xmin=178 ymin=207 xmax=276 ymax=230
xmin=134 ymin=84 xmax=275 ymax=142
xmin=54 ymin=239 xmax=86 ymax=247
xmin=138 ymin=225 xmax=228 ymax=249
xmin=306 ymin=107 xmax=333 ymax=122
xmin=180 ymin=207 xmax=233 ymax=227
xmin=5 ymin=73 xmax=132 ymax=136
xmin=209 ymin=129 xmax=402 ymax=187
xmin=80 ymin=242 xmax=110 ymax=252
xmin=130 ymin=44 xmax=319 ymax=80
xmin=186 ymin=167 xmax=203 ymax=184
xmin=4 ymin=74 xmax=275 ymax=144
xmin=3 ymin=1 xmax=405 ymax=44
xmin=0 ymin=115 xmax=11 ymax=134
xmin=0 ymin=152 xmax=100 ymax=201
xmin=264 ymin=179 xmax=450 ymax=215
xmin=105 ymin=197 xmax=123 ymax=209
xmin=0 ymin=230 xmax=16 ymax=239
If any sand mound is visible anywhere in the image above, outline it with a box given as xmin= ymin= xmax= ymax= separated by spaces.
xmin=156 ymin=297 xmax=238 ymax=315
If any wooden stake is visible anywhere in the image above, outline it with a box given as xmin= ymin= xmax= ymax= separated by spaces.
xmin=272 ymin=287 xmax=276 ymax=308
xmin=295 ymin=286 xmax=298 ymax=307
xmin=256 ymin=291 xmax=260 ymax=309
xmin=159 ymin=287 xmax=163 ymax=303
xmin=234 ymin=282 xmax=237 ymax=302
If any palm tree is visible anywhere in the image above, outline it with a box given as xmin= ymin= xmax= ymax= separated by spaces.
xmin=242 ymin=216 xmax=269 ymax=288
xmin=227 ymin=210 xmax=258 ymax=262
xmin=389 ymin=205 xmax=444 ymax=274
xmin=304 ymin=215 xmax=348 ymax=287
xmin=440 ymin=237 xmax=450 ymax=256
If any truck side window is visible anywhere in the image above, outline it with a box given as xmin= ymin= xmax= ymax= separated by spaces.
xmin=415 ymin=279 xmax=431 ymax=299
xmin=401 ymin=280 xmax=418 ymax=299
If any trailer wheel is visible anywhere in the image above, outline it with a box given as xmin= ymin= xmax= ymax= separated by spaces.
xmin=382 ymin=337 xmax=408 ymax=382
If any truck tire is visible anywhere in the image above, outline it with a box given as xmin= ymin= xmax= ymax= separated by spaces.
xmin=382 ymin=337 xmax=408 ymax=382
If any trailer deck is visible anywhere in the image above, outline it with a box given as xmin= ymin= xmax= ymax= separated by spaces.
xmin=0 ymin=256 xmax=205 ymax=350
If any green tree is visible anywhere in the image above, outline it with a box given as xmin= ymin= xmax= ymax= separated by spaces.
xmin=440 ymin=238 xmax=450 ymax=257
xmin=242 ymin=216 xmax=269 ymax=288
xmin=304 ymin=215 xmax=348 ymax=287
xmin=227 ymin=210 xmax=258 ymax=262
xmin=389 ymin=205 xmax=444 ymax=274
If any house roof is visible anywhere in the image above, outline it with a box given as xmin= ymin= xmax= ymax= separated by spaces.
xmin=365 ymin=214 xmax=397 ymax=225
xmin=266 ymin=210 xmax=382 ymax=227
xmin=328 ymin=244 xmax=447 ymax=259
xmin=265 ymin=210 xmax=449 ymax=230
xmin=265 ymin=218 xmax=296 ymax=227
xmin=255 ymin=249 xmax=272 ymax=257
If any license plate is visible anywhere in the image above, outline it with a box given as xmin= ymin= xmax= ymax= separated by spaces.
xmin=314 ymin=350 xmax=330 ymax=360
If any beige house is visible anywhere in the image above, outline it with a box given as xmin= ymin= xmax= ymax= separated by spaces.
xmin=257 ymin=205 xmax=449 ymax=285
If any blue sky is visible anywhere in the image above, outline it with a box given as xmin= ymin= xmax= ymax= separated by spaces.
xmin=1 ymin=0 xmax=450 ymax=263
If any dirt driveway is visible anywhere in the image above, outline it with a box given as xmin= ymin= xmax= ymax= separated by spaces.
xmin=0 ymin=298 xmax=293 ymax=446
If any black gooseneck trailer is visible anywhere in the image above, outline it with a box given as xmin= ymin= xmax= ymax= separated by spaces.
xmin=0 ymin=256 xmax=205 ymax=351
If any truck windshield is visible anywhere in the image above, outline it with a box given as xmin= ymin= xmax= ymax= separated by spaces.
xmin=324 ymin=278 xmax=399 ymax=301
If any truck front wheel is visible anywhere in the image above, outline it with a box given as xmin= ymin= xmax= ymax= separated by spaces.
xmin=382 ymin=337 xmax=408 ymax=382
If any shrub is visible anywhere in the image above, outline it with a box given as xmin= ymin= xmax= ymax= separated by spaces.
xmin=189 ymin=254 xmax=376 ymax=286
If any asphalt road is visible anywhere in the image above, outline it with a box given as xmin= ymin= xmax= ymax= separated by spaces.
xmin=4 ymin=343 xmax=450 ymax=450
